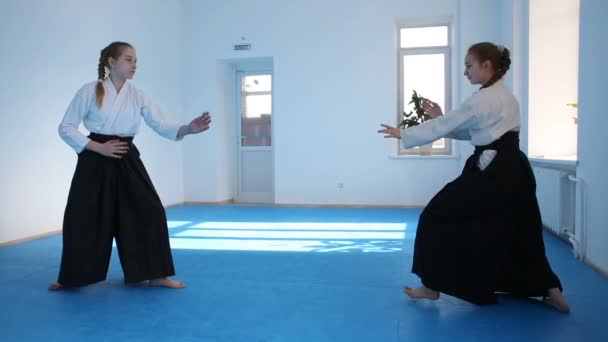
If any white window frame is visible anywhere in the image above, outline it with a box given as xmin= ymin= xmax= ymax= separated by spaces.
xmin=397 ymin=23 xmax=453 ymax=156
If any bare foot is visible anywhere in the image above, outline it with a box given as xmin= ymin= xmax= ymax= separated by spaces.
xmin=48 ymin=282 xmax=64 ymax=291
xmin=404 ymin=286 xmax=440 ymax=300
xmin=544 ymin=288 xmax=570 ymax=313
xmin=149 ymin=277 xmax=186 ymax=289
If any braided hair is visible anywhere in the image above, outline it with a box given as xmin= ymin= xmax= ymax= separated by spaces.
xmin=95 ymin=41 xmax=133 ymax=108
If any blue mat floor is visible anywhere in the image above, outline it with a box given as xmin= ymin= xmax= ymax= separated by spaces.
xmin=1 ymin=205 xmax=607 ymax=341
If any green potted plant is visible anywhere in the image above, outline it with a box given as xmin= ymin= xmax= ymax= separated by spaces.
xmin=399 ymin=90 xmax=431 ymax=128
xmin=567 ymin=103 xmax=578 ymax=124
xmin=399 ymin=90 xmax=433 ymax=154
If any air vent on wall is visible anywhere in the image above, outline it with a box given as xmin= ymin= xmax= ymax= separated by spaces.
xmin=234 ymin=44 xmax=251 ymax=51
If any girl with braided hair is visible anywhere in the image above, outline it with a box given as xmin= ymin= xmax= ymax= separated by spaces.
xmin=50 ymin=41 xmax=211 ymax=290
xmin=378 ymin=42 xmax=570 ymax=312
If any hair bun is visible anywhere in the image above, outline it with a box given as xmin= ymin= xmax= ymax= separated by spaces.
xmin=498 ymin=46 xmax=511 ymax=70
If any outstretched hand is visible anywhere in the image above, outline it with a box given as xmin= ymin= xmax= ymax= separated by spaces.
xmin=188 ymin=112 xmax=212 ymax=134
xmin=422 ymin=98 xmax=443 ymax=119
xmin=378 ymin=124 xmax=401 ymax=139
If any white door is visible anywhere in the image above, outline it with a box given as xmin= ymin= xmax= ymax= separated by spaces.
xmin=235 ymin=72 xmax=274 ymax=203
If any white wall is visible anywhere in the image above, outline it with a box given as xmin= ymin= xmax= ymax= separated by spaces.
xmin=180 ymin=0 xmax=507 ymax=206
xmin=0 ymin=0 xmax=185 ymax=243
xmin=528 ymin=0 xmax=579 ymax=158
xmin=511 ymin=0 xmax=530 ymax=152
xmin=215 ymin=61 xmax=239 ymax=201
xmin=577 ymin=0 xmax=608 ymax=272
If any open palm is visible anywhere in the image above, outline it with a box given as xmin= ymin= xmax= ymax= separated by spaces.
xmin=422 ymin=98 xmax=443 ymax=119
xmin=188 ymin=112 xmax=211 ymax=134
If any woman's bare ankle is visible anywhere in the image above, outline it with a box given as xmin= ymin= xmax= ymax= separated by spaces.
xmin=48 ymin=282 xmax=63 ymax=291
xmin=404 ymin=285 xmax=440 ymax=300
xmin=149 ymin=277 xmax=186 ymax=289
xmin=545 ymin=288 xmax=570 ymax=313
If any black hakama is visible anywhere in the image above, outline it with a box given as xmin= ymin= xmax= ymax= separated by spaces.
xmin=411 ymin=132 xmax=563 ymax=304
xmin=57 ymin=133 xmax=175 ymax=287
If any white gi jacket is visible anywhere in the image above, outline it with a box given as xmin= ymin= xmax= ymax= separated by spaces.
xmin=400 ymin=79 xmax=520 ymax=169
xmin=58 ymin=78 xmax=182 ymax=153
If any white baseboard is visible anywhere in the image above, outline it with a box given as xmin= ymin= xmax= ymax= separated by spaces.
xmin=584 ymin=257 xmax=608 ymax=278
xmin=180 ymin=200 xmax=421 ymax=208
xmin=0 ymin=229 xmax=61 ymax=247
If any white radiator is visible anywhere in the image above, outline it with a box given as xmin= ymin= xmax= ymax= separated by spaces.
xmin=532 ymin=166 xmax=585 ymax=259
xmin=532 ymin=167 xmax=573 ymax=235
